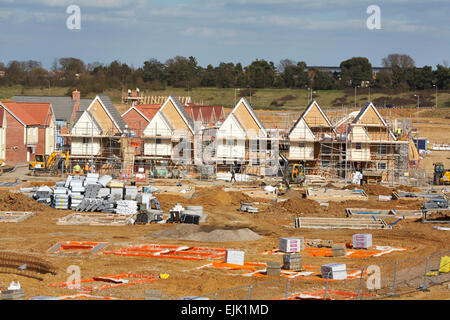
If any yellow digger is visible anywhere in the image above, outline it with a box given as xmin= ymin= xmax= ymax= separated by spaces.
xmin=433 ymin=162 xmax=450 ymax=185
xmin=29 ymin=151 xmax=70 ymax=176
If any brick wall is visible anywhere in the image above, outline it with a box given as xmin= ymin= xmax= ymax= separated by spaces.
xmin=5 ymin=112 xmax=26 ymax=165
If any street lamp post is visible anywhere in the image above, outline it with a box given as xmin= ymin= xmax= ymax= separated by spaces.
xmin=433 ymin=84 xmax=438 ymax=109
xmin=354 ymin=85 xmax=360 ymax=108
xmin=414 ymin=94 xmax=420 ymax=132
xmin=234 ymin=88 xmax=240 ymax=105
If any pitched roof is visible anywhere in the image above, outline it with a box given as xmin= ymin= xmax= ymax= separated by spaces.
xmin=289 ymin=100 xmax=336 ymax=136
xmin=160 ymin=96 xmax=194 ymax=133
xmin=1 ymin=101 xmax=52 ymax=126
xmin=135 ymin=104 xmax=161 ymax=121
xmin=352 ymin=102 xmax=397 ymax=140
xmin=231 ymin=97 xmax=266 ymax=136
xmin=13 ymin=95 xmax=91 ymax=122
xmin=90 ymin=95 xmax=127 ymax=133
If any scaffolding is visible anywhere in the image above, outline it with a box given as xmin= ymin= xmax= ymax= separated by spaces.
xmin=56 ymin=106 xmax=417 ymax=185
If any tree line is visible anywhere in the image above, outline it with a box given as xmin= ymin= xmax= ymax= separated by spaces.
xmin=0 ymin=54 xmax=449 ymax=96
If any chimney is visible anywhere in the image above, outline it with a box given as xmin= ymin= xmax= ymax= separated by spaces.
xmin=72 ymin=89 xmax=80 ymax=102
xmin=71 ymin=89 xmax=81 ymax=124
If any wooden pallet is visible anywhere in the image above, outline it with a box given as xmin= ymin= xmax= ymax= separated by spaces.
xmin=294 ymin=217 xmax=391 ymax=230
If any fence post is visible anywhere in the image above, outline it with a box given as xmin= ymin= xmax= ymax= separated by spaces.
xmin=285 ymin=279 xmax=290 ymax=300
xmin=323 ymin=272 xmax=330 ymax=300
xmin=392 ymin=261 xmax=398 ymax=297
xmin=357 ymin=267 xmax=364 ymax=300
xmin=436 ymin=252 xmax=442 ymax=284
xmin=247 ymin=285 xmax=253 ymax=300
xmin=422 ymin=256 xmax=430 ymax=290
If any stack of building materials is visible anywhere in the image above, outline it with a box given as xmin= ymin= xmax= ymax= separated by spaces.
xmin=53 ymin=187 xmax=69 ymax=210
xmin=69 ymin=191 xmax=84 ymax=210
xmin=321 ymin=263 xmax=347 ymax=280
xmin=331 ymin=244 xmax=347 ymax=257
xmin=84 ymin=173 xmax=99 ymax=185
xmin=282 ymin=254 xmax=302 ymax=271
xmin=266 ymin=261 xmax=281 ymax=276
xmin=33 ymin=186 xmax=53 ymax=205
xmin=85 ymin=184 xmax=101 ymax=198
xmin=98 ymin=175 xmax=112 ymax=187
xmin=352 ymin=234 xmax=373 ymax=249
xmin=185 ymin=205 xmax=207 ymax=223
xmin=225 ymin=250 xmax=245 ymax=265
xmin=279 ymin=237 xmax=304 ymax=253
xmin=97 ymin=188 xmax=111 ymax=198
xmin=70 ymin=177 xmax=85 ymax=193
xmin=125 ymin=186 xmax=138 ymax=200
xmin=115 ymin=200 xmax=138 ymax=215
xmin=110 ymin=188 xmax=124 ymax=200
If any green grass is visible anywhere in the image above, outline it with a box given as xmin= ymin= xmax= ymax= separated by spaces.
xmin=1 ymin=85 xmax=449 ymax=113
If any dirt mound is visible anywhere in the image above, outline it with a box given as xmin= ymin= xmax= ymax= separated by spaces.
xmin=156 ymin=187 xmax=253 ymax=211
xmin=0 ymin=191 xmax=50 ymax=211
xmin=147 ymin=224 xmax=262 ymax=242
xmin=263 ymin=198 xmax=324 ymax=215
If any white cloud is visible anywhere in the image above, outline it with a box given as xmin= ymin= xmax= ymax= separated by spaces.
xmin=181 ymin=27 xmax=237 ymax=39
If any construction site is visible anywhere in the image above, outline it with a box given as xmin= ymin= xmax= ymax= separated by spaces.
xmin=0 ymin=93 xmax=449 ymax=301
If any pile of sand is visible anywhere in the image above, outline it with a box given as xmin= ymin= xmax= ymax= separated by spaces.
xmin=263 ymin=198 xmax=324 ymax=215
xmin=147 ymin=224 xmax=262 ymax=242
xmin=0 ymin=191 xmax=50 ymax=211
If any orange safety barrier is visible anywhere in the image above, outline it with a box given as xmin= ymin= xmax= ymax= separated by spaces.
xmin=49 ymin=273 xmax=158 ymax=292
xmin=103 ymin=244 xmax=227 ymax=261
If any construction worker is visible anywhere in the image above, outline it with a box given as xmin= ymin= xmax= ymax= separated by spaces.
xmin=284 ymin=179 xmax=291 ymax=192
xmin=293 ymin=166 xmax=299 ymax=178
xmin=127 ymin=89 xmax=132 ymax=97
xmin=73 ymin=163 xmax=82 ymax=175
xmin=230 ymin=167 xmax=236 ymax=183
xmin=278 ymin=181 xmax=284 ymax=196
xmin=84 ymin=162 xmax=90 ymax=175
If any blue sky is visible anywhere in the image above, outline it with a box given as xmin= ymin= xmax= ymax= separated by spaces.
xmin=0 ymin=0 xmax=449 ymax=69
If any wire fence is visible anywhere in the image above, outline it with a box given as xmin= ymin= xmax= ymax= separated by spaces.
xmin=186 ymin=249 xmax=450 ymax=300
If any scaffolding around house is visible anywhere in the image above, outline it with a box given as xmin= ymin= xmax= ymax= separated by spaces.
xmin=56 ymin=107 xmax=419 ymax=186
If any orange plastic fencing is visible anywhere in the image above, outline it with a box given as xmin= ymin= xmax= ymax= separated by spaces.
xmin=262 ymin=246 xmax=408 ymax=258
xmin=103 ymin=244 xmax=227 ymax=261
xmin=49 ymin=273 xmax=158 ymax=292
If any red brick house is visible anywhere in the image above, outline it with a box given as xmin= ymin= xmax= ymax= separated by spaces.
xmin=0 ymin=101 xmax=56 ymax=165
xmin=122 ymin=104 xmax=161 ymax=137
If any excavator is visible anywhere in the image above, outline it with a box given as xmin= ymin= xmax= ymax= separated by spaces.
xmin=29 ymin=151 xmax=70 ymax=176
xmin=280 ymin=153 xmax=305 ymax=185
xmin=433 ymin=162 xmax=450 ymax=185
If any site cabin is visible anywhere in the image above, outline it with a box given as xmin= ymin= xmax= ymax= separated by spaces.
xmin=70 ymin=95 xmax=127 ymax=162
xmin=142 ymin=96 xmax=194 ymax=165
xmin=288 ymin=100 xmax=337 ymax=175
xmin=0 ymin=101 xmax=56 ymax=166
xmin=13 ymin=91 xmax=92 ymax=152
xmin=216 ymin=97 xmax=272 ymax=176
xmin=346 ymin=102 xmax=408 ymax=182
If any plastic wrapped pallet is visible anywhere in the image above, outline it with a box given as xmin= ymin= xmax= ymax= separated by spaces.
xmin=110 ymin=188 xmax=124 ymax=200
xmin=321 ymin=263 xmax=347 ymax=280
xmin=97 ymin=188 xmax=111 ymax=198
xmin=98 ymin=175 xmax=113 ymax=187
xmin=332 ymin=244 xmax=347 ymax=257
xmin=279 ymin=238 xmax=304 ymax=253
xmin=283 ymin=254 xmax=302 ymax=270
xmin=225 ymin=250 xmax=245 ymax=265
xmin=125 ymin=186 xmax=138 ymax=200
xmin=53 ymin=188 xmax=68 ymax=195
xmin=352 ymin=234 xmax=372 ymax=249
xmin=115 ymin=200 xmax=138 ymax=215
